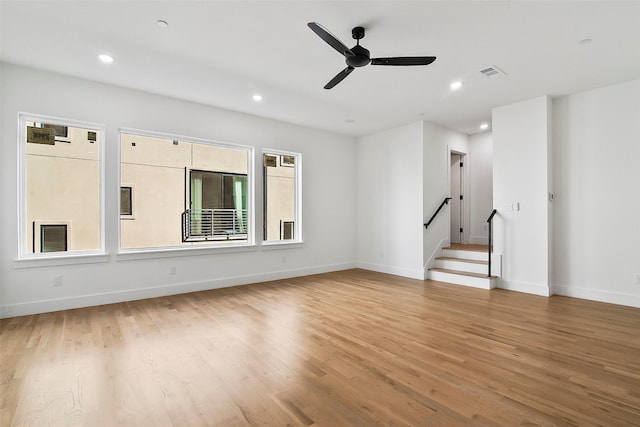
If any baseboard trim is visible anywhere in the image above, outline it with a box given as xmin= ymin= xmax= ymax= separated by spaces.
xmin=554 ymin=285 xmax=640 ymax=308
xmin=497 ymin=278 xmax=551 ymax=297
xmin=356 ymin=262 xmax=425 ymax=280
xmin=423 ymin=238 xmax=448 ymax=279
xmin=0 ymin=262 xmax=356 ymax=318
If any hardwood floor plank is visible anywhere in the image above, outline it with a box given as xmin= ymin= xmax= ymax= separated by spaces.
xmin=2 ymin=269 xmax=640 ymax=426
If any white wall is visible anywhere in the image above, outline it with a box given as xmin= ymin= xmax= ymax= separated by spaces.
xmin=553 ymin=78 xmax=640 ymax=307
xmin=468 ymin=132 xmax=493 ymax=244
xmin=356 ymin=122 xmax=424 ymax=279
xmin=492 ymin=96 xmax=551 ymax=296
xmin=0 ymin=63 xmax=357 ymax=317
xmin=423 ymin=122 xmax=469 ymax=272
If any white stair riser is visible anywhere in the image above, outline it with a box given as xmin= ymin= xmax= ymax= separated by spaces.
xmin=428 ymin=270 xmax=496 ymax=290
xmin=441 ymin=250 xmax=502 ymax=277
xmin=435 ymin=259 xmax=487 ymax=275
xmin=442 ymin=249 xmax=488 ymax=261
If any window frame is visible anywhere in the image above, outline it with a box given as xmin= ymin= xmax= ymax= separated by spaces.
xmin=262 ymin=149 xmax=302 ymax=246
xmin=117 ymin=127 xmax=255 ymax=254
xmin=17 ymin=113 xmax=106 ymax=260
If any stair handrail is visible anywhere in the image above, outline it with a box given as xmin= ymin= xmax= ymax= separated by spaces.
xmin=486 ymin=209 xmax=497 ymax=277
xmin=424 ymin=197 xmax=452 ymax=229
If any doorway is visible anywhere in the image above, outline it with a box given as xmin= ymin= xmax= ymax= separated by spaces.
xmin=450 ymin=153 xmax=464 ymax=244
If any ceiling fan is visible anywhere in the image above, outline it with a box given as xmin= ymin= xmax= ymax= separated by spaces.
xmin=308 ymin=22 xmax=437 ymax=89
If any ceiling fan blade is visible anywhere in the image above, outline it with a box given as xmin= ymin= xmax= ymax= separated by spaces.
xmin=308 ymin=22 xmax=354 ymax=57
xmin=371 ymin=56 xmax=437 ymax=66
xmin=324 ymin=67 xmax=355 ymax=89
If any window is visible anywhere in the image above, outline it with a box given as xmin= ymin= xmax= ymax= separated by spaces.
xmin=120 ymin=186 xmax=133 ymax=217
xmin=40 ymin=224 xmax=68 ymax=253
xmin=281 ymin=221 xmax=294 ymax=240
xmin=188 ymin=171 xmax=247 ymax=240
xmin=263 ymin=150 xmax=301 ymax=243
xmin=19 ymin=114 xmax=104 ymax=257
xmin=120 ymin=130 xmax=253 ymax=250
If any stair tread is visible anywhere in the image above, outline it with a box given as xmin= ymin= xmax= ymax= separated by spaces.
xmin=436 ymin=256 xmax=488 ymax=265
xmin=429 ymin=267 xmax=497 ymax=279
xmin=444 ymin=244 xmax=493 ymax=253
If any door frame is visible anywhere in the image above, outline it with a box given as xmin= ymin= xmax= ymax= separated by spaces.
xmin=448 ymin=148 xmax=470 ymax=245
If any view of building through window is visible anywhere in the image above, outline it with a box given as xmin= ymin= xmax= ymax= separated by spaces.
xmin=120 ymin=132 xmax=250 ymax=249
xmin=22 ymin=118 xmax=102 ymax=254
xmin=20 ymin=117 xmax=301 ymax=256
xmin=263 ymin=152 xmax=300 ymax=242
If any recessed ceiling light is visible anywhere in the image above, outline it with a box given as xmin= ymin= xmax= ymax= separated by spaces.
xmin=450 ymin=81 xmax=463 ymax=90
xmin=98 ymin=54 xmax=114 ymax=64
xmin=157 ymin=20 xmax=169 ymax=28
xmin=252 ymin=94 xmax=263 ymax=102
xmin=480 ymin=123 xmax=489 ymax=130
xmin=578 ymin=38 xmax=592 ymax=45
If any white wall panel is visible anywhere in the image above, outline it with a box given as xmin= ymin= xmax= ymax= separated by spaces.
xmin=0 ymin=63 xmax=357 ymax=317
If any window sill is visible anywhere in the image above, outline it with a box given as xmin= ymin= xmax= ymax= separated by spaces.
xmin=261 ymin=240 xmax=304 ymax=250
xmin=14 ymin=252 xmax=110 ymax=269
xmin=116 ymin=242 xmax=259 ymax=261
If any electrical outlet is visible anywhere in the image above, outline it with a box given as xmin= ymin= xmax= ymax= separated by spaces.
xmin=169 ymin=266 xmax=176 ymax=275
xmin=54 ymin=275 xmax=63 ymax=287
xmin=635 ymin=273 xmax=640 ymax=285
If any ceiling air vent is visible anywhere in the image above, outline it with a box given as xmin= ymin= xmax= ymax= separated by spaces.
xmin=480 ymin=66 xmax=507 ymax=78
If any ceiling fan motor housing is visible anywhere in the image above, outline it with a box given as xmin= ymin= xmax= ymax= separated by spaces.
xmin=346 ymin=45 xmax=371 ymax=68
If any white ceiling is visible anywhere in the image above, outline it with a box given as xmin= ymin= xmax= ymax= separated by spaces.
xmin=2 ymin=1 xmax=639 ymax=136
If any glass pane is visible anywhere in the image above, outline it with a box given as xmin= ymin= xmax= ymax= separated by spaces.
xmin=41 ymin=225 xmax=67 ymax=252
xmin=24 ymin=121 xmax=101 ymax=254
xmin=120 ymin=133 xmax=249 ymax=249
xmin=120 ymin=187 xmax=132 ymax=215
xmin=264 ymin=153 xmax=297 ymax=242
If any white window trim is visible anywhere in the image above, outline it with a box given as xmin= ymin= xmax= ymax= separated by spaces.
xmin=17 ymin=113 xmax=106 ymax=261
xmin=117 ymin=127 xmax=255 ymax=254
xmin=262 ymin=148 xmax=303 ymax=246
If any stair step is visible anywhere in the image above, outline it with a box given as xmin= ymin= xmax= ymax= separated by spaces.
xmin=434 ymin=257 xmax=489 ymax=275
xmin=430 ymin=268 xmax=496 ymax=279
xmin=441 ymin=248 xmax=490 ymax=261
xmin=445 ymin=244 xmax=490 ymax=252
xmin=428 ymin=267 xmax=497 ymax=290
xmin=436 ymin=256 xmax=487 ymax=265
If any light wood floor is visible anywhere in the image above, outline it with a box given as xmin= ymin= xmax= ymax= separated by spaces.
xmin=2 ymin=269 xmax=640 ymax=426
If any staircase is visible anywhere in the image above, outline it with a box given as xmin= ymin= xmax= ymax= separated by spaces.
xmin=428 ymin=244 xmax=499 ymax=289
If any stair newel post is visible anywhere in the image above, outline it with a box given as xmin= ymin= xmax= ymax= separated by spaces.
xmin=486 ymin=209 xmax=497 ymax=277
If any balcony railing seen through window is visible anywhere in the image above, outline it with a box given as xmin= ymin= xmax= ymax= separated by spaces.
xmin=182 ymin=208 xmax=248 ymax=242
